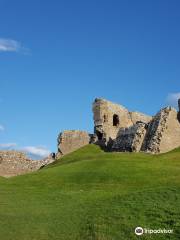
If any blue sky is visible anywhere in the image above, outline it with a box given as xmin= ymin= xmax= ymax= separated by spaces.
xmin=0 ymin=0 xmax=180 ymax=157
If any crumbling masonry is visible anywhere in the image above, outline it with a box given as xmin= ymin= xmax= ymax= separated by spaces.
xmin=0 ymin=151 xmax=55 ymax=177
xmin=1 ymin=98 xmax=180 ymax=178
xmin=57 ymin=98 xmax=180 ymax=155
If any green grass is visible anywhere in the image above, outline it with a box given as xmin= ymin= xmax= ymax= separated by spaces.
xmin=0 ymin=144 xmax=180 ymax=240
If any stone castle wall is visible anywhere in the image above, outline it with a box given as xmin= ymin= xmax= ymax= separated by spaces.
xmin=158 ymin=108 xmax=180 ymax=153
xmin=112 ymin=122 xmax=147 ymax=152
xmin=57 ymin=130 xmax=90 ymax=155
xmin=0 ymin=151 xmax=55 ymax=177
xmin=141 ymin=107 xmax=171 ymax=153
xmin=143 ymin=107 xmax=180 ymax=153
xmin=92 ymin=98 xmax=180 ymax=154
xmin=1 ymin=97 xmax=180 ymax=178
xmin=92 ymin=98 xmax=151 ymax=146
xmin=93 ymin=98 xmax=132 ymax=142
xmin=56 ymin=98 xmax=180 ymax=156
xmin=129 ymin=111 xmax=152 ymax=125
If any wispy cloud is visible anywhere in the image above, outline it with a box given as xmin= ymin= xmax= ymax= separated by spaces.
xmin=0 ymin=143 xmax=51 ymax=159
xmin=0 ymin=143 xmax=17 ymax=148
xmin=22 ymin=146 xmax=51 ymax=158
xmin=0 ymin=125 xmax=5 ymax=131
xmin=0 ymin=38 xmax=29 ymax=54
xmin=166 ymin=92 xmax=180 ymax=109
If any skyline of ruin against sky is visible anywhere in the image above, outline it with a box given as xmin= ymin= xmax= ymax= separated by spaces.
xmin=0 ymin=0 xmax=180 ymax=157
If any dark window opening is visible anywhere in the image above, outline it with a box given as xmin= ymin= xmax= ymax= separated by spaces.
xmin=103 ymin=114 xmax=108 ymax=123
xmin=51 ymin=152 xmax=56 ymax=159
xmin=96 ymin=131 xmax=103 ymax=140
xmin=113 ymin=114 xmax=119 ymax=126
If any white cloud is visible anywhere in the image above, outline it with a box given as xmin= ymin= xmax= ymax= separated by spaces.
xmin=0 ymin=38 xmax=21 ymax=52
xmin=0 ymin=38 xmax=29 ymax=54
xmin=0 ymin=143 xmax=17 ymax=148
xmin=166 ymin=92 xmax=180 ymax=109
xmin=0 ymin=143 xmax=51 ymax=159
xmin=0 ymin=125 xmax=5 ymax=131
xmin=22 ymin=146 xmax=51 ymax=158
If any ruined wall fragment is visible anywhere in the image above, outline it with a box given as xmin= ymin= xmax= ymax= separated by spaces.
xmin=57 ymin=130 xmax=90 ymax=155
xmin=142 ymin=107 xmax=180 ymax=153
xmin=112 ymin=122 xmax=147 ymax=152
xmin=93 ymin=98 xmax=133 ymax=143
xmin=92 ymin=98 xmax=152 ymax=148
xmin=0 ymin=151 xmax=55 ymax=177
xmin=129 ymin=111 xmax=152 ymax=125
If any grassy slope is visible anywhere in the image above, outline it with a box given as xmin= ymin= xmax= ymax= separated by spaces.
xmin=0 ymin=145 xmax=180 ymax=240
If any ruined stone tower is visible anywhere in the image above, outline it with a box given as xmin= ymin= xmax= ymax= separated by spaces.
xmin=57 ymin=97 xmax=180 ymax=156
xmin=92 ymin=98 xmax=151 ymax=149
xmin=92 ymin=98 xmax=180 ymax=153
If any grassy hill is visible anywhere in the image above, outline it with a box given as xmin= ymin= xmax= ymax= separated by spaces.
xmin=0 ymin=145 xmax=180 ymax=240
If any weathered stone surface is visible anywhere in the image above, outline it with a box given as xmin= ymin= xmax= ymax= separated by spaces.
xmin=0 ymin=151 xmax=55 ymax=177
xmin=112 ymin=122 xmax=147 ymax=152
xmin=92 ymin=98 xmax=151 ymax=146
xmin=57 ymin=130 xmax=90 ymax=155
xmin=2 ymin=97 xmax=180 ymax=178
xmin=142 ymin=107 xmax=180 ymax=153
xmin=93 ymin=98 xmax=180 ymax=154
xmin=129 ymin=111 xmax=152 ymax=125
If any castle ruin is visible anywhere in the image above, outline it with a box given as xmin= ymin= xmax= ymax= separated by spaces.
xmin=57 ymin=98 xmax=180 ymax=155
xmin=0 ymin=151 xmax=55 ymax=177
xmin=1 ymin=97 xmax=180 ymax=177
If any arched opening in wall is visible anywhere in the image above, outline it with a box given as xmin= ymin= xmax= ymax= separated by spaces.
xmin=113 ymin=114 xmax=119 ymax=126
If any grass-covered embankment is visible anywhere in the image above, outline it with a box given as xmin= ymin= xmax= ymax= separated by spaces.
xmin=0 ymin=145 xmax=180 ymax=239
